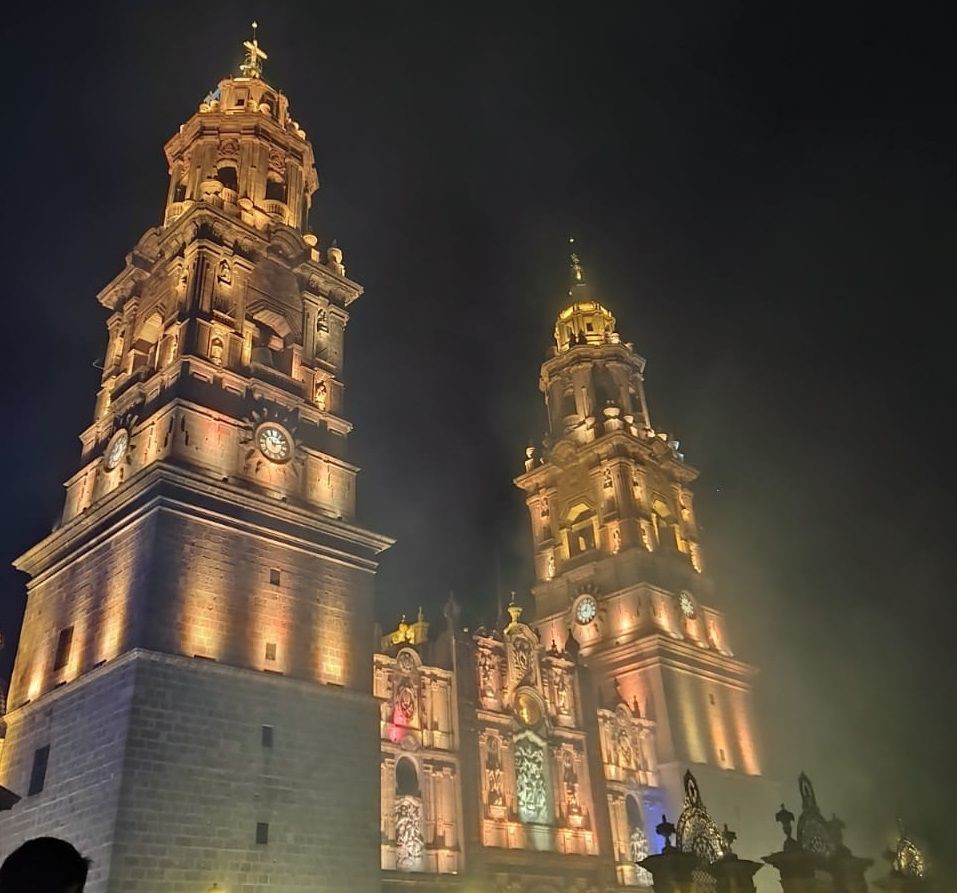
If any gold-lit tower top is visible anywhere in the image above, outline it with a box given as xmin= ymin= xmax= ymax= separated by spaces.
xmin=554 ymin=239 xmax=617 ymax=350
xmin=240 ymin=21 xmax=268 ymax=79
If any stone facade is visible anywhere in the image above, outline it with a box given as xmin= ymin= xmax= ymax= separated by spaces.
xmin=0 ymin=34 xmax=390 ymax=893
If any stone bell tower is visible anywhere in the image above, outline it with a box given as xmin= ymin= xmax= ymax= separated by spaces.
xmin=515 ymin=249 xmax=780 ymax=881
xmin=0 ymin=28 xmax=390 ymax=893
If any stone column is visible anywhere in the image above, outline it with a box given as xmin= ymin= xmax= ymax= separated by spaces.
xmin=639 ymin=847 xmax=702 ymax=893
xmin=829 ymin=851 xmax=873 ymax=893
xmin=710 ymin=854 xmax=764 ymax=893
xmin=763 ymin=846 xmax=821 ymax=893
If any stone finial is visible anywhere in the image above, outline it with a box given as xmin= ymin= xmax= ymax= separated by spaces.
xmin=505 ymin=595 xmax=523 ymax=626
xmin=656 ymin=814 xmax=676 ymax=851
xmin=722 ymin=823 xmax=738 ymax=855
xmin=327 ymin=242 xmax=346 ymax=277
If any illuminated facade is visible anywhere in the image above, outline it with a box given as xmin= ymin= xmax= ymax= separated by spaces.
xmin=0 ymin=29 xmax=840 ymax=893
xmin=374 ymin=253 xmax=780 ymax=893
xmin=0 ymin=32 xmax=390 ymax=893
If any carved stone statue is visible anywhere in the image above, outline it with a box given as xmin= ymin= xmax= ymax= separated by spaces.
xmin=485 ymin=736 xmax=505 ymax=807
xmin=478 ymin=648 xmax=497 ymax=698
xmin=554 ymin=668 xmax=570 ymax=714
xmin=562 ymin=751 xmax=582 ymax=819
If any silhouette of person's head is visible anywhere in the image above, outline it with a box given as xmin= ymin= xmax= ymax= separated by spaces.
xmin=0 ymin=837 xmax=90 ymax=893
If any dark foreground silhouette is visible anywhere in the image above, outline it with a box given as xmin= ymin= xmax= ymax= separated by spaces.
xmin=0 ymin=837 xmax=90 ymax=893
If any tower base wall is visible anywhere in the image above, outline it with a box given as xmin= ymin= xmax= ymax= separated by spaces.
xmin=0 ymin=649 xmax=380 ymax=893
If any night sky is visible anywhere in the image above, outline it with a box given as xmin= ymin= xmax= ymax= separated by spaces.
xmin=2 ymin=0 xmax=954 ymax=870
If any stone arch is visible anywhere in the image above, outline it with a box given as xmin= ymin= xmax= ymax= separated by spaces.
xmin=130 ymin=311 xmax=164 ymax=372
xmin=395 ymin=756 xmax=420 ymax=797
xmin=250 ymin=307 xmax=291 ymax=339
xmin=566 ymin=501 xmax=597 ymax=556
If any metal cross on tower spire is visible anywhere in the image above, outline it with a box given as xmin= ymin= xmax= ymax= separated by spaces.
xmin=240 ymin=21 xmax=268 ymax=79
xmin=568 ymin=236 xmax=590 ymax=297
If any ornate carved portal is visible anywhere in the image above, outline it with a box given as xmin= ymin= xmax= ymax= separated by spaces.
xmin=394 ymin=794 xmax=425 ymax=871
xmin=515 ymin=738 xmax=549 ymax=824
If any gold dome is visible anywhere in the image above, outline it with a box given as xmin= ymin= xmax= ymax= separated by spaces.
xmin=554 ymin=301 xmax=616 ymax=350
xmin=554 ymin=245 xmax=617 ymax=350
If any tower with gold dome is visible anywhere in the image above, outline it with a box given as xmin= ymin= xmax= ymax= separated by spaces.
xmin=0 ymin=30 xmax=391 ymax=893
xmin=515 ymin=248 xmax=780 ymax=882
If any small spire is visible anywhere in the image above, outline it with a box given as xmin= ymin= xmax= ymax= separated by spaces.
xmin=505 ymin=592 xmax=523 ymax=627
xmin=568 ymin=236 xmax=586 ymax=295
xmin=240 ymin=21 xmax=268 ymax=79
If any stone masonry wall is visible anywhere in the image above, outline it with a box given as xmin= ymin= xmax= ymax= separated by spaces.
xmin=0 ymin=657 xmax=137 ymax=888
xmin=7 ymin=515 xmax=156 ymax=708
xmin=143 ymin=509 xmax=374 ymax=690
xmin=109 ymin=651 xmax=380 ymax=893
xmin=0 ymin=650 xmax=380 ymax=893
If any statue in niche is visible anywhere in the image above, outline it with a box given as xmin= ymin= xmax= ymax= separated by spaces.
xmin=163 ymin=333 xmax=179 ymax=367
xmin=612 ymin=528 xmax=622 ymax=554
xmin=640 ymin=524 xmax=652 ymax=551
xmin=315 ymin=379 xmax=328 ymax=411
xmin=485 ymin=736 xmax=505 ymax=807
xmin=112 ymin=330 xmax=126 ymax=366
xmin=602 ymin=468 xmax=614 ymax=490
xmin=478 ymin=648 xmax=498 ymax=698
xmin=617 ymin=728 xmax=635 ymax=768
xmin=631 ymin=470 xmax=643 ymax=501
xmin=217 ymin=259 xmax=232 ymax=285
xmin=209 ymin=337 xmax=224 ymax=367
xmin=316 ymin=307 xmax=329 ymax=333
xmin=554 ymin=668 xmax=570 ymax=714
xmin=540 ymin=496 xmax=550 ymax=520
xmin=562 ymin=751 xmax=583 ymax=821
xmin=546 ymin=553 xmax=556 ymax=580
xmin=679 ymin=495 xmax=692 ymax=521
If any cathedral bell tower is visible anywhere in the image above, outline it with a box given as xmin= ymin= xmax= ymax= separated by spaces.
xmin=0 ymin=30 xmax=391 ymax=893
xmin=515 ymin=249 xmax=779 ymax=881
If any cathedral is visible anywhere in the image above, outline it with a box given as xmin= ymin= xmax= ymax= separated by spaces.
xmin=0 ymin=32 xmax=931 ymax=893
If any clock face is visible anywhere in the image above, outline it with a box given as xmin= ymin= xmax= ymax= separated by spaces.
xmin=257 ymin=424 xmax=292 ymax=463
xmin=104 ymin=429 xmax=129 ymax=470
xmin=574 ymin=594 xmax=598 ymax=625
xmin=679 ymin=591 xmax=696 ymax=619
